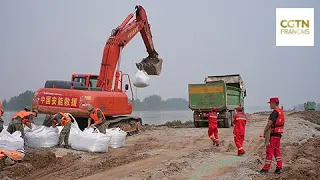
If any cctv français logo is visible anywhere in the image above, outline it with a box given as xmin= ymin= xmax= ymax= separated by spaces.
xmin=276 ymin=8 xmax=314 ymax=46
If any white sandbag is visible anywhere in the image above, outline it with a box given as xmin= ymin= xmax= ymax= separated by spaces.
xmin=71 ymin=127 xmax=111 ymax=152
xmin=67 ymin=120 xmax=82 ymax=146
xmin=24 ymin=123 xmax=37 ymax=133
xmin=24 ymin=124 xmax=59 ymax=148
xmin=133 ymin=70 xmax=150 ymax=88
xmin=0 ymin=130 xmax=24 ymax=151
xmin=105 ymin=128 xmax=127 ymax=148
xmin=61 ymin=114 xmax=82 ymax=146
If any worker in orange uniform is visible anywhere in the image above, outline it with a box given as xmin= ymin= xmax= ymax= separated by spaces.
xmin=259 ymin=97 xmax=285 ymax=175
xmin=7 ymin=106 xmax=35 ymax=137
xmin=23 ymin=109 xmax=38 ymax=128
xmin=50 ymin=112 xmax=72 ymax=148
xmin=203 ymin=106 xmax=219 ymax=146
xmin=87 ymin=105 xmax=108 ymax=134
xmin=0 ymin=100 xmax=3 ymax=133
xmin=233 ymin=106 xmax=247 ymax=156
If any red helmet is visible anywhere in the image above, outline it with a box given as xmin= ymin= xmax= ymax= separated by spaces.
xmin=268 ymin=97 xmax=279 ymax=103
xmin=212 ymin=106 xmax=217 ymax=111
xmin=236 ymin=106 xmax=243 ymax=111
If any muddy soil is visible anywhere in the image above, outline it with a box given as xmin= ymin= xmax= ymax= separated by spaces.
xmin=1 ymin=111 xmax=319 ymax=180
xmin=250 ymin=136 xmax=320 ymax=180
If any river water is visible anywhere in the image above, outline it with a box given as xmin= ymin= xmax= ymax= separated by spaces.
xmin=1 ymin=110 xmax=194 ymax=126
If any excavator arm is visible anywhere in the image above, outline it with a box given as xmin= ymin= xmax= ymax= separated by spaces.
xmin=96 ymin=5 xmax=163 ymax=91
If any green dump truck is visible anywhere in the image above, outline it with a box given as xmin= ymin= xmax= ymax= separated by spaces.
xmin=188 ymin=74 xmax=246 ymax=128
xmin=304 ymin=101 xmax=316 ymax=111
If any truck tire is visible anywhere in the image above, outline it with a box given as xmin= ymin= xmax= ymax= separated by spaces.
xmin=194 ymin=120 xmax=200 ymax=128
xmin=224 ymin=111 xmax=232 ymax=128
xmin=230 ymin=111 xmax=235 ymax=126
xmin=193 ymin=111 xmax=200 ymax=128
xmin=218 ymin=121 xmax=225 ymax=128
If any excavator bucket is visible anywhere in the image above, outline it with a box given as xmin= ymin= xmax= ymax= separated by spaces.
xmin=136 ymin=57 xmax=163 ymax=75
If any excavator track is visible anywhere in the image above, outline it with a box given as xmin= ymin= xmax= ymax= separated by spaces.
xmin=107 ymin=116 xmax=142 ymax=136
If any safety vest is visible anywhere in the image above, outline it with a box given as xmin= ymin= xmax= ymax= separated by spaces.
xmin=12 ymin=110 xmax=33 ymax=124
xmin=53 ymin=112 xmax=71 ymax=126
xmin=271 ymin=108 xmax=285 ymax=134
xmin=233 ymin=112 xmax=247 ymax=135
xmin=90 ymin=108 xmax=105 ymax=123
xmin=205 ymin=112 xmax=218 ymax=128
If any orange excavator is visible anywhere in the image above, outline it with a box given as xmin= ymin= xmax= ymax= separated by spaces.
xmin=32 ymin=5 xmax=163 ymax=134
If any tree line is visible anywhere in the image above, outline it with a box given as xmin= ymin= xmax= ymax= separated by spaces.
xmin=1 ymin=91 xmax=189 ymax=111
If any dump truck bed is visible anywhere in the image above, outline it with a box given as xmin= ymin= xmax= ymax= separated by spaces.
xmin=188 ymin=81 xmax=242 ymax=111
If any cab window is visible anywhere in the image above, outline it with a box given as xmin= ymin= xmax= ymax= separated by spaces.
xmin=89 ymin=77 xmax=98 ymax=88
xmin=74 ymin=77 xmax=86 ymax=86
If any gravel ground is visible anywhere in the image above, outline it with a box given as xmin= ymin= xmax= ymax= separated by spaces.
xmin=1 ymin=111 xmax=320 ymax=180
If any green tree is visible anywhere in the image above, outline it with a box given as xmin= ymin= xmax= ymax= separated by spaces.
xmin=4 ymin=91 xmax=190 ymax=111
xmin=162 ymin=98 xmax=188 ymax=110
xmin=3 ymin=91 xmax=35 ymax=111
xmin=143 ymin=94 xmax=162 ymax=110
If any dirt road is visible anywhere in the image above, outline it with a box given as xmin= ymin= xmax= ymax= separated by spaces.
xmin=1 ymin=111 xmax=320 ymax=180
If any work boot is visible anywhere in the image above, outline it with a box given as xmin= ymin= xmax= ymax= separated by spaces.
xmin=216 ymin=143 xmax=220 ymax=147
xmin=55 ymin=143 xmax=62 ymax=148
xmin=212 ymin=139 xmax=216 ymax=146
xmin=274 ymin=168 xmax=282 ymax=174
xmin=259 ymin=169 xmax=268 ymax=174
xmin=64 ymin=145 xmax=71 ymax=149
xmin=238 ymin=149 xmax=246 ymax=156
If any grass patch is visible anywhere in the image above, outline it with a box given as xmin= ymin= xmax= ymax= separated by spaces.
xmin=164 ymin=120 xmax=193 ymax=127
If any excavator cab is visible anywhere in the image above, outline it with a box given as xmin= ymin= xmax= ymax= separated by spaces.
xmin=72 ymin=74 xmax=99 ymax=88
xmin=136 ymin=57 xmax=163 ymax=76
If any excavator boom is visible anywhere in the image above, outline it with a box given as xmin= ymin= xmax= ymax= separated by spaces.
xmin=96 ymin=5 xmax=162 ymax=91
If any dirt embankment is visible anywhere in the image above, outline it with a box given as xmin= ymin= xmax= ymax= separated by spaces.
xmin=287 ymin=111 xmax=320 ymax=126
xmin=1 ymin=111 xmax=320 ymax=180
xmin=249 ymin=136 xmax=320 ymax=180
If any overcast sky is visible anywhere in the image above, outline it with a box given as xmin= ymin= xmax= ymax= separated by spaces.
xmin=0 ymin=0 xmax=319 ymax=109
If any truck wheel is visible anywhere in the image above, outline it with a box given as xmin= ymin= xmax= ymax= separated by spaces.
xmin=224 ymin=111 xmax=232 ymax=128
xmin=218 ymin=121 xmax=224 ymax=128
xmin=230 ymin=111 xmax=235 ymax=126
xmin=194 ymin=120 xmax=200 ymax=128
xmin=193 ymin=111 xmax=201 ymax=128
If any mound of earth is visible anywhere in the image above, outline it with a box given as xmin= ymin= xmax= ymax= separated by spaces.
xmin=1 ymin=148 xmax=80 ymax=180
xmin=254 ymin=136 xmax=320 ymax=180
xmin=288 ymin=111 xmax=320 ymax=125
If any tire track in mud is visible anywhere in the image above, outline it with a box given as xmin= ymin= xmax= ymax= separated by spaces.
xmin=80 ymin=138 xmax=209 ymax=180
xmin=188 ymin=140 xmax=264 ymax=180
xmin=188 ymin=120 xmax=266 ymax=180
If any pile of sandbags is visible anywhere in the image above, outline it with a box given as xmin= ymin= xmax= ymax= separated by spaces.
xmin=71 ymin=127 xmax=111 ymax=152
xmin=0 ymin=130 xmax=24 ymax=151
xmin=24 ymin=124 xmax=59 ymax=148
xmin=106 ymin=128 xmax=127 ymax=148
xmin=133 ymin=70 xmax=150 ymax=88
